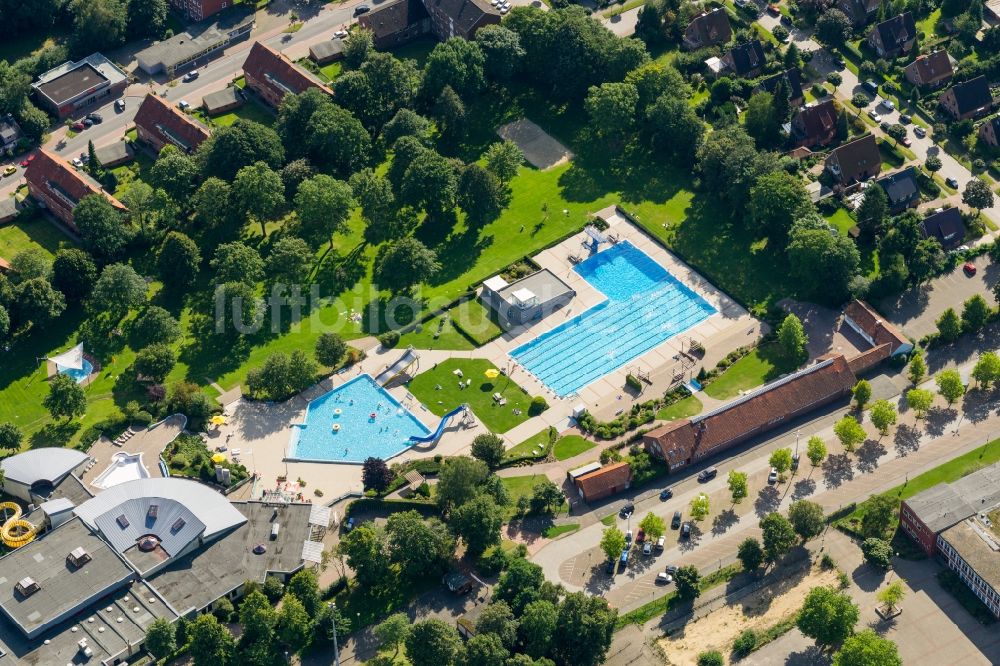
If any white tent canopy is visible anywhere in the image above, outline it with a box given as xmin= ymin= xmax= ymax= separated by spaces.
xmin=49 ymin=343 xmax=85 ymax=370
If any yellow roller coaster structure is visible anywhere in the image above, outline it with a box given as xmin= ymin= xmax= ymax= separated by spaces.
xmin=1 ymin=502 xmax=37 ymax=548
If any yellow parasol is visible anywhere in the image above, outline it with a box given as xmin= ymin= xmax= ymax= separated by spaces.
xmin=211 ymin=453 xmax=227 ymax=463
xmin=484 ymin=368 xmax=501 ymax=379
xmin=210 ymin=415 xmax=227 ymax=426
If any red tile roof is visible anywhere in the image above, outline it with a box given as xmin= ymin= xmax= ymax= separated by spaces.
xmin=906 ymin=50 xmax=953 ymax=85
xmin=575 ymin=462 xmax=632 ymax=501
xmin=242 ymin=42 xmax=332 ymax=97
xmin=843 ymin=300 xmax=910 ymax=354
xmin=134 ymin=94 xmax=211 ymax=152
xmin=25 ymin=150 xmax=126 ymax=211
xmin=0 ymin=256 xmax=10 ymax=273
xmin=645 ymin=355 xmax=857 ymax=467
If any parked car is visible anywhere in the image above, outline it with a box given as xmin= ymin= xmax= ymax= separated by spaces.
xmin=659 ymin=487 xmax=673 ymax=500
xmin=899 ymin=114 xmax=911 ymax=124
xmin=71 ymin=121 xmax=85 ymax=131
xmin=914 ymin=126 xmax=927 ymax=138
xmin=946 ymin=177 xmax=960 ymax=189
xmin=354 ymin=3 xmax=370 ymax=13
xmin=768 ymin=467 xmax=779 ymax=484
xmin=18 ymin=154 xmax=34 ymax=167
xmin=833 ymin=55 xmax=846 ymax=69
xmin=780 ymin=14 xmax=792 ymax=26
xmin=82 ymin=118 xmax=93 ymax=127
xmin=183 ymin=70 xmax=200 ymax=82
xmin=963 ymin=262 xmax=977 ymax=276
xmin=620 ymin=502 xmax=635 ymax=518
xmin=87 ymin=112 xmax=102 ymax=123
xmin=680 ymin=522 xmax=691 ymax=539
xmin=655 ymin=536 xmax=665 ymax=552
xmin=665 ymin=565 xmax=679 ymax=576
xmin=636 ymin=529 xmax=646 ymax=544
xmin=643 ymin=541 xmax=652 ymax=556
xmin=881 ymin=99 xmax=895 ymax=111
xmin=2 ymin=165 xmax=16 ymax=177
xmin=671 ymin=511 xmax=682 ymax=529
xmin=625 ymin=529 xmax=633 ymax=544
xmin=334 ymin=29 xmax=348 ymax=38
xmin=619 ymin=548 xmax=629 ymax=567
xmin=656 ymin=572 xmax=673 ymax=584
xmin=791 ymin=453 xmax=800 ymax=471
xmin=178 ymin=100 xmax=191 ymax=110
xmin=115 ymin=99 xmax=126 ymax=111
xmin=71 ymin=156 xmax=83 ymax=167
xmin=901 ymin=136 xmax=912 ymax=147
xmin=766 ymin=4 xmax=780 ymax=14
xmin=697 ymin=467 xmax=718 ymax=482
xmin=880 ymin=121 xmax=891 ymax=132
xmin=864 ymin=80 xmax=879 ymax=95
xmin=606 ymin=559 xmax=616 ymax=575
xmin=868 ymin=110 xmax=882 ymax=123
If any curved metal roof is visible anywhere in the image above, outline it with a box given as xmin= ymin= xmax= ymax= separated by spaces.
xmin=74 ymin=478 xmax=246 ymax=542
xmin=0 ymin=448 xmax=88 ymax=486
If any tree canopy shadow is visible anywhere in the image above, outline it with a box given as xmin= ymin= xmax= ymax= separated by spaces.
xmin=924 ymin=406 xmax=956 ymax=437
xmin=856 ymin=438 xmax=887 ymax=474
xmin=893 ymin=423 xmax=921 ymax=457
xmin=755 ymin=486 xmax=781 ymax=517
xmin=961 ymin=388 xmax=995 ymax=424
xmin=792 ymin=478 xmax=816 ymax=500
xmin=822 ymin=453 xmax=855 ymax=488
xmin=711 ymin=508 xmax=739 ymax=535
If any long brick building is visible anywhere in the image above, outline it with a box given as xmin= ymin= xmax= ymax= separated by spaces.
xmin=134 ymin=94 xmax=212 ymax=154
xmin=241 ymin=42 xmax=332 ymax=108
xmin=24 ymin=150 xmax=126 ymax=230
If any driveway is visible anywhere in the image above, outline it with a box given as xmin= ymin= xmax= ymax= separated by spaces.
xmin=879 ymin=253 xmax=998 ymax=340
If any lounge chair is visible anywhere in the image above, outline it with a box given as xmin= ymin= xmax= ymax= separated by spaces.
xmin=568 ymin=254 xmax=581 ymax=264
xmin=498 ymin=398 xmax=507 ymax=406
xmin=492 ymin=392 xmax=502 ymax=402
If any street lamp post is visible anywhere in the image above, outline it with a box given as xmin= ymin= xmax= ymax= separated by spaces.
xmin=795 ymin=430 xmax=801 ymax=457
xmin=328 ymin=602 xmax=341 ymax=666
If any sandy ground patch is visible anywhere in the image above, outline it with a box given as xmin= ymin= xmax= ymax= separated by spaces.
xmin=497 ymin=118 xmax=573 ymax=169
xmin=658 ymin=565 xmax=840 ymax=665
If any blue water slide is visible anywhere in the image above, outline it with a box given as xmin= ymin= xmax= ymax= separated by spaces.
xmin=409 ymin=404 xmax=467 ymax=443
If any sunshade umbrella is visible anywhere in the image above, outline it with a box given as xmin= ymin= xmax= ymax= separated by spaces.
xmin=210 ymin=415 xmax=227 ymax=426
xmin=211 ymin=453 xmax=227 ymax=463
xmin=484 ymin=368 xmax=501 ymax=379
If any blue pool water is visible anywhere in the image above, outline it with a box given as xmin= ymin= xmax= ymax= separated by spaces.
xmin=510 ymin=242 xmax=715 ymax=397
xmin=58 ymin=359 xmax=93 ymax=384
xmin=288 ymin=374 xmax=431 ymax=463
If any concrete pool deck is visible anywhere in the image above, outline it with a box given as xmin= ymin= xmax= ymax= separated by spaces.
xmin=219 ymin=211 xmax=762 ymax=503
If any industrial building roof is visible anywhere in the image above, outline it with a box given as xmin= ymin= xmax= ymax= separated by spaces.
xmin=939 ymin=518 xmax=1000 ymax=596
xmin=906 ymin=462 xmax=1000 ymax=533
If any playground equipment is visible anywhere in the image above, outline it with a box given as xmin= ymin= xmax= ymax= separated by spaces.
xmin=1 ymin=502 xmax=37 ymax=549
xmin=375 ymin=347 xmax=420 ymax=387
xmin=409 ymin=404 xmax=469 ymax=444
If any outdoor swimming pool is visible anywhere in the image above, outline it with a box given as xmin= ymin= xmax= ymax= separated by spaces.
xmin=92 ymin=452 xmax=150 ymax=489
xmin=288 ymin=374 xmax=431 ymax=463
xmin=58 ymin=359 xmax=93 ymax=384
xmin=511 ymin=242 xmax=715 ymax=397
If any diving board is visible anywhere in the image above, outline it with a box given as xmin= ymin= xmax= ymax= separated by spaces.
xmin=409 ymin=404 xmax=467 ymax=444
xmin=374 ymin=346 xmax=420 ymax=386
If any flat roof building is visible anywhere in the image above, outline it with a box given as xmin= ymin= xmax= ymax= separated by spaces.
xmin=31 ymin=53 xmax=128 ymax=119
xmin=136 ymin=10 xmax=255 ymax=76
xmin=481 ymin=268 xmax=575 ymax=328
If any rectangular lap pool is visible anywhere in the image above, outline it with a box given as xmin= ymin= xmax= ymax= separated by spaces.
xmin=288 ymin=374 xmax=431 ymax=463
xmin=510 ymin=241 xmax=715 ymax=397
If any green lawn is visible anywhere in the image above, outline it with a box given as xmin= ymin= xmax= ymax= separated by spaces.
xmin=197 ymin=99 xmax=274 ymax=127
xmin=503 ymin=427 xmax=555 ymax=461
xmin=655 ymin=395 xmax=703 ymax=421
xmin=825 ymin=207 xmax=857 ymax=237
xmin=0 ymin=29 xmax=67 ymax=63
xmin=390 ymin=37 xmax=437 ymax=67
xmin=879 ymin=141 xmax=906 ymax=170
xmin=396 ymin=312 xmax=475 ymax=350
xmin=408 ymin=358 xmax=534 ymax=433
xmin=501 ymin=474 xmax=567 ymax=518
xmin=0 ymin=213 xmax=76 ymax=260
xmin=552 ymin=434 xmax=595 ymax=461
xmin=111 ymin=151 xmax=156 ymax=199
xmin=703 ymin=344 xmax=796 ymax=400
xmin=318 ymin=62 xmax=342 ymax=82
xmin=916 ymin=8 xmax=942 ymax=37
xmin=543 ymin=523 xmax=580 ymax=538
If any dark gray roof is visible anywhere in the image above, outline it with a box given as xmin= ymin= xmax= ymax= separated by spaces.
xmin=0 ymin=196 xmax=19 ymax=222
xmin=93 ymin=497 xmax=205 ymax=566
xmin=876 ymin=167 xmax=919 ymax=206
xmin=1 ymin=448 xmax=89 ymax=487
xmin=136 ymin=10 xmax=255 ymax=72
xmin=202 ymin=87 xmax=241 ymax=113
xmin=906 ymin=462 xmax=1000 ymax=533
xmin=938 ymin=519 xmax=1000 ymax=597
xmin=726 ymin=40 xmax=766 ymax=76
xmin=949 ymin=76 xmax=993 ymax=115
xmin=920 ymin=207 xmax=964 ymax=247
xmin=873 ymin=12 xmax=915 ymax=50
xmin=497 ymin=268 xmax=575 ymax=306
xmin=424 ymin=0 xmax=499 ymax=33
xmin=757 ymin=68 xmax=804 ymax=102
xmin=148 ymin=501 xmax=312 ymax=614
xmin=94 ymin=141 xmax=133 ymax=167
xmin=310 ymin=39 xmax=344 ymax=62
xmin=0 ymin=517 xmax=134 ymax=638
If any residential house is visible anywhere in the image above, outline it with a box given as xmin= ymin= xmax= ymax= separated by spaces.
xmin=574 ymin=462 xmax=632 ymax=503
xmin=876 ymin=167 xmax=920 ymax=214
xmin=242 ymin=42 xmax=332 ymax=109
xmin=24 ymin=150 xmax=126 ymax=230
xmin=721 ymin=40 xmax=766 ymax=78
xmin=837 ymin=0 xmax=881 ymax=26
xmin=423 ymin=0 xmax=500 ymax=41
xmin=358 ymin=0 xmax=431 ymax=49
xmin=898 ymin=462 xmax=1000 ymax=618
xmin=825 ymin=134 xmax=881 ymax=184
xmin=134 ymin=94 xmax=211 ymax=155
xmin=920 ymin=207 xmax=965 ymax=249
xmin=0 ymin=114 xmax=21 ymax=153
xmin=978 ymin=115 xmax=1000 ymax=148
xmin=939 ymin=76 xmax=994 ymax=121
xmin=868 ymin=13 xmax=916 ymax=59
xmin=756 ymin=69 xmax=805 ymax=108
xmin=904 ymin=50 xmax=953 ymax=89
xmin=683 ymin=8 xmax=733 ymax=50
xmin=791 ymin=99 xmax=838 ymax=147
xmin=643 ymin=355 xmax=858 ymax=473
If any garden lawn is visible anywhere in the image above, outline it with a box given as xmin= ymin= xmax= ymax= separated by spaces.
xmin=656 ymin=395 xmax=703 ymax=421
xmin=199 ymin=99 xmax=274 ymax=127
xmin=408 ymin=358 xmax=534 ymax=433
xmin=501 ymin=473 xmax=568 ymax=518
xmin=390 ymin=36 xmax=437 ymax=67
xmin=319 ymin=62 xmax=342 ymax=82
xmin=0 ymin=212 xmax=77 ymax=259
xmin=543 ymin=523 xmax=579 ymax=538
xmin=825 ymin=207 xmax=857 ymax=237
xmin=503 ymin=427 xmax=555 ymax=460
xmin=703 ymin=344 xmax=796 ymax=400
xmin=552 ymin=435 xmax=595 ymax=460
xmin=397 ymin=312 xmax=475 ymax=350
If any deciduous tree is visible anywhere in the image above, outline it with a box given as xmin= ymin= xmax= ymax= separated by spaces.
xmin=210 ymin=242 xmax=264 ymax=285
xmin=45 ymin=374 xmax=87 ymax=421
xmin=52 ymin=249 xmax=97 ymax=301
xmin=135 ymin=343 xmax=176 ymax=382
xmin=861 ymin=494 xmax=896 ymax=539
xmin=788 ymin=500 xmax=825 ymax=541
xmin=519 ymin=599 xmax=557 ymax=658
xmin=834 ymin=416 xmax=866 ymax=453
xmin=156 ymin=231 xmax=201 ymax=291
xmin=199 ymin=119 xmax=284 ymax=181
xmin=452 ymin=494 xmax=503 ymax=555
xmin=91 ymin=263 xmax=147 ymax=320
xmin=639 ymin=511 xmax=666 ymax=539
xmin=769 ymin=448 xmax=793 ymax=474
xmin=374 ymin=237 xmax=440 ymax=293
xmin=145 ymin=617 xmax=176 ymax=659
xmin=11 ymin=278 xmax=65 ymax=328
xmin=361 ymin=457 xmax=393 ymax=492
xmin=600 ymin=526 xmax=627 ymax=561
xmin=737 ymin=537 xmax=764 ymax=571
xmin=315 ymin=332 xmax=347 ymax=368
xmin=337 ymin=525 xmax=390 ymax=588
xmin=266 ymin=236 xmax=314 ymax=285
xmin=405 ymin=619 xmax=465 ymax=666
xmin=861 ymin=536 xmax=893 ymax=568
xmin=833 ymin=629 xmax=901 ymax=666
xmin=936 ymin=307 xmax=961 ymax=342
xmin=385 ymin=510 xmax=455 ymax=580
xmin=484 ymin=140 xmax=524 ymax=184
xmin=760 ymin=512 xmax=796 ymax=562
xmin=232 ymin=161 xmax=285 ymax=238
xmin=935 ymin=369 xmax=965 ymax=404
xmin=374 ymin=613 xmax=410 ymax=656
xmin=551 ymin=591 xmax=617 ymax=666
xmin=961 ymin=294 xmax=991 ymax=333
xmin=74 ymin=194 xmax=132 ymax=264
xmin=963 ymin=178 xmax=994 ymax=216
xmin=728 ymin=470 xmax=748 ymax=503
xmin=0 ymin=422 xmax=23 ymax=451
xmin=907 ymin=348 xmax=926 ymax=385
xmin=776 ymin=312 xmax=809 ymax=365
xmin=906 ymin=388 xmax=933 ymax=417
xmin=674 ymin=565 xmax=701 ymax=600
xmin=807 ymin=436 xmax=827 ymax=466
xmin=852 ymin=379 xmax=872 ymax=410
xmin=869 ymin=399 xmax=897 ymax=435
xmin=294 ymin=174 xmax=355 ymax=250
xmin=798 ymin=586 xmax=859 ymax=647
xmin=690 ymin=492 xmax=710 ymax=521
